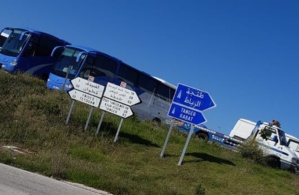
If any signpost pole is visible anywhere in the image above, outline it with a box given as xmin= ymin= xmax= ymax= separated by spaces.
xmin=160 ymin=120 xmax=174 ymax=158
xmin=84 ymin=107 xmax=94 ymax=131
xmin=177 ymin=125 xmax=194 ymax=166
xmin=66 ymin=100 xmax=75 ymax=124
xmin=114 ymin=118 xmax=124 ymax=142
xmin=95 ymin=111 xmax=105 ymax=135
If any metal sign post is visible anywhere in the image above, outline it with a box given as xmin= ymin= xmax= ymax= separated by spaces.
xmin=84 ymin=107 xmax=94 ymax=131
xmin=177 ymin=125 xmax=194 ymax=165
xmin=66 ymin=100 xmax=75 ymax=124
xmin=95 ymin=111 xmax=105 ymax=135
xmin=97 ymin=82 xmax=141 ymax=141
xmin=114 ymin=118 xmax=124 ymax=142
xmin=160 ymin=120 xmax=174 ymax=158
xmin=162 ymin=83 xmax=216 ymax=165
xmin=66 ymin=78 xmax=105 ymax=130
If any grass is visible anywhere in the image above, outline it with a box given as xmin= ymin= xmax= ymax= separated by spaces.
xmin=0 ymin=70 xmax=299 ymax=195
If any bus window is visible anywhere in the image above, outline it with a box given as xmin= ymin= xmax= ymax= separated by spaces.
xmin=138 ymin=74 xmax=158 ymax=93
xmin=156 ymin=84 xmax=175 ymax=102
xmin=1 ymin=29 xmax=30 ymax=57
xmin=34 ymin=35 xmax=61 ymax=56
xmin=94 ymin=55 xmax=117 ymax=78
xmin=117 ymin=63 xmax=138 ymax=87
xmin=80 ymin=55 xmax=117 ymax=80
xmin=0 ymin=30 xmax=9 ymax=50
xmin=52 ymin=47 xmax=84 ymax=79
xmin=79 ymin=56 xmax=95 ymax=79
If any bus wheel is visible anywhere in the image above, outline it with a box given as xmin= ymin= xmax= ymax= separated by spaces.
xmin=196 ymin=132 xmax=209 ymax=142
xmin=152 ymin=118 xmax=161 ymax=126
xmin=266 ymin=156 xmax=281 ymax=168
xmin=39 ymin=74 xmax=49 ymax=81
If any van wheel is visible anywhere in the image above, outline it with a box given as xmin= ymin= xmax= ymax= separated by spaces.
xmin=196 ymin=132 xmax=209 ymax=142
xmin=266 ymin=156 xmax=281 ymax=168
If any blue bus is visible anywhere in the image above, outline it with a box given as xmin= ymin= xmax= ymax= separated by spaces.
xmin=0 ymin=27 xmax=70 ymax=79
xmin=47 ymin=45 xmax=176 ymax=124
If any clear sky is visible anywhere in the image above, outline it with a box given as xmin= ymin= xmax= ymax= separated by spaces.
xmin=1 ymin=0 xmax=298 ymax=137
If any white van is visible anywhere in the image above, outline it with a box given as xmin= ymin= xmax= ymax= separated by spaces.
xmin=230 ymin=118 xmax=298 ymax=172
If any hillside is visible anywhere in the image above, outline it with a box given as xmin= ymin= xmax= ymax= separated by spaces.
xmin=0 ymin=70 xmax=298 ymax=195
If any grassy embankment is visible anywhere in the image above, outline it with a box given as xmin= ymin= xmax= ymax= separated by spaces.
xmin=0 ymin=70 xmax=298 ymax=195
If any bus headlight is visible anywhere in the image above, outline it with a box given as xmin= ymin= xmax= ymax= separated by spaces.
xmin=10 ymin=59 xmax=18 ymax=66
xmin=65 ymin=84 xmax=73 ymax=89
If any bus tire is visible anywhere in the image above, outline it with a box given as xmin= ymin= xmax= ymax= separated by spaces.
xmin=266 ymin=156 xmax=281 ymax=168
xmin=196 ymin=132 xmax=209 ymax=142
xmin=152 ymin=118 xmax=161 ymax=126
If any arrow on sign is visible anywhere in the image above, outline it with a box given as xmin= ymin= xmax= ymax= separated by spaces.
xmin=100 ymin=97 xmax=133 ymax=118
xmin=68 ymin=89 xmax=101 ymax=107
xmin=103 ymin=82 xmax=140 ymax=106
xmin=70 ymin=77 xmax=104 ymax=98
xmin=172 ymin=83 xmax=216 ymax=112
xmin=168 ymin=103 xmax=206 ymax=125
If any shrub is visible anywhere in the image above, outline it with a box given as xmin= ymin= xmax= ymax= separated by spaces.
xmin=238 ymin=139 xmax=265 ymax=165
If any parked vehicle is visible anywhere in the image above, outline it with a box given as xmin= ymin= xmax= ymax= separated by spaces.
xmin=174 ymin=121 xmax=242 ymax=151
xmin=0 ymin=27 xmax=70 ymax=79
xmin=285 ymin=133 xmax=299 ymax=159
xmin=175 ymin=118 xmax=298 ymax=172
xmin=230 ymin=118 xmax=298 ymax=172
xmin=47 ymin=45 xmax=176 ymax=124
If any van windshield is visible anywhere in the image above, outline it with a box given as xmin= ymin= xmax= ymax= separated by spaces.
xmin=278 ymin=129 xmax=287 ymax=146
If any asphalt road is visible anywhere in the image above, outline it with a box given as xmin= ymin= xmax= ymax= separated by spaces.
xmin=0 ymin=163 xmax=112 ymax=195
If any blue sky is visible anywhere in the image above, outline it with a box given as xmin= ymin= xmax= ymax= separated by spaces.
xmin=1 ymin=1 xmax=299 ymax=137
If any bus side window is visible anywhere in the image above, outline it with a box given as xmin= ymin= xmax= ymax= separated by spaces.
xmin=23 ymin=41 xmax=36 ymax=57
xmin=94 ymin=55 xmax=117 ymax=79
xmin=80 ymin=56 xmax=95 ymax=79
xmin=138 ymin=74 xmax=158 ymax=93
xmin=117 ymin=63 xmax=138 ymax=87
xmin=156 ymin=84 xmax=174 ymax=102
xmin=35 ymin=35 xmax=62 ymax=57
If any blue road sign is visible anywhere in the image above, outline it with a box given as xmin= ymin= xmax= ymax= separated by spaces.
xmin=168 ymin=103 xmax=206 ymax=125
xmin=172 ymin=84 xmax=216 ymax=111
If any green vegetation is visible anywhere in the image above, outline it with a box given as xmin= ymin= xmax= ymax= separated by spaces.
xmin=0 ymin=70 xmax=299 ymax=195
xmin=238 ymin=139 xmax=265 ymax=165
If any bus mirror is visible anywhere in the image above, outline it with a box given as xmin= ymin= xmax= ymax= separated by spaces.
xmin=76 ymin=52 xmax=86 ymax=62
xmin=20 ymin=31 xmax=30 ymax=41
xmin=51 ymin=46 xmax=64 ymax=57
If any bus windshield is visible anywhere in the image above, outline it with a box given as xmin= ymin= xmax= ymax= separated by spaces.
xmin=0 ymin=29 xmax=31 ymax=57
xmin=51 ymin=47 xmax=86 ymax=79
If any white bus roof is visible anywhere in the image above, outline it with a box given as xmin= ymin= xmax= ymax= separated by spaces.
xmin=153 ymin=76 xmax=176 ymax=89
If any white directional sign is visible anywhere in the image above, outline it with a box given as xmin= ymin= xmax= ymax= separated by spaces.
xmin=71 ymin=77 xmax=104 ymax=98
xmin=103 ymin=82 xmax=140 ymax=106
xmin=100 ymin=97 xmax=133 ymax=118
xmin=68 ymin=89 xmax=101 ymax=107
